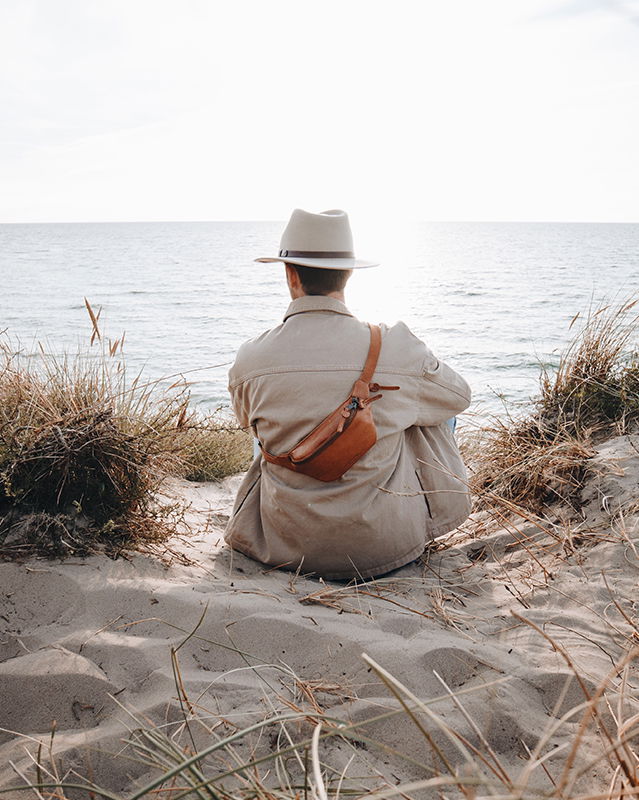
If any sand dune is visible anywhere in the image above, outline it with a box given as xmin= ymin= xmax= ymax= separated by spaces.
xmin=1 ymin=437 xmax=638 ymax=798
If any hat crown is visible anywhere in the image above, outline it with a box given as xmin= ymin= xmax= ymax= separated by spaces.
xmin=280 ymin=209 xmax=354 ymax=253
xmin=254 ymin=207 xmax=378 ymax=269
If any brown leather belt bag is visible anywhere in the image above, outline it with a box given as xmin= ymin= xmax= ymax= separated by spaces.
xmin=260 ymin=324 xmax=399 ymax=482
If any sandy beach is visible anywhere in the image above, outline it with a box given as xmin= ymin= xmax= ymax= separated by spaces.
xmin=1 ymin=433 xmax=638 ymax=798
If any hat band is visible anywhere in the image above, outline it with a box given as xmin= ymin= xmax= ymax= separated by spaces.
xmin=279 ymin=249 xmax=355 ymax=259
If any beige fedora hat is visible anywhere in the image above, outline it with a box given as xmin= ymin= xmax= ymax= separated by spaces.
xmin=255 ymin=208 xmax=379 ymax=270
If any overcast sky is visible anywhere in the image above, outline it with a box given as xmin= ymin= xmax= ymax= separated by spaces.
xmin=1 ymin=0 xmax=638 ymax=223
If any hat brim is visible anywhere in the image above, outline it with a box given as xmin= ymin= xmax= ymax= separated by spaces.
xmin=254 ymin=256 xmax=378 ymax=270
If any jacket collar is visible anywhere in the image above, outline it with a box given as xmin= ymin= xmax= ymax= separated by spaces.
xmin=283 ymin=295 xmax=354 ymax=321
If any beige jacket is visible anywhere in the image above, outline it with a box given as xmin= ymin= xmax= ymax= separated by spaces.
xmin=224 ymin=296 xmax=471 ymax=580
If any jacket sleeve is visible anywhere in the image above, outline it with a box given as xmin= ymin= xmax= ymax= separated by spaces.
xmin=414 ymin=347 xmax=471 ymax=427
xmin=228 ymin=360 xmax=251 ymax=429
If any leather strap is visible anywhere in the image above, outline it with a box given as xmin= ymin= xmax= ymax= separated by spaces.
xmin=279 ymin=249 xmax=355 ymax=259
xmin=359 ymin=323 xmax=381 ymax=390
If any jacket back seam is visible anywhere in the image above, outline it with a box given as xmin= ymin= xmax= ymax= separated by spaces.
xmin=230 ymin=365 xmax=422 ymax=389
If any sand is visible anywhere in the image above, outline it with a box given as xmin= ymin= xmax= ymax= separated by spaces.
xmin=1 ymin=435 xmax=638 ymax=798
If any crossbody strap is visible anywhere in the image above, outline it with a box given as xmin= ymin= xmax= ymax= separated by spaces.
xmin=360 ymin=323 xmax=382 ymax=388
xmin=349 ymin=323 xmax=381 ymax=400
xmin=260 ymin=323 xmax=382 ymax=464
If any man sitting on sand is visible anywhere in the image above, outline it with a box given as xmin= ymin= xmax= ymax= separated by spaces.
xmin=224 ymin=209 xmax=471 ymax=580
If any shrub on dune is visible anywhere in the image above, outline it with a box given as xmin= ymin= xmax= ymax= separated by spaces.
xmin=0 ymin=338 xmax=187 ymax=557
xmin=0 ymin=303 xmax=251 ymax=559
xmin=466 ymin=298 xmax=639 ymax=513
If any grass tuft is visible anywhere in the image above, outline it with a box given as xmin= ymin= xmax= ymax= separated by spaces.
xmin=538 ymin=298 xmax=639 ymax=435
xmin=465 ymin=298 xmax=639 ymax=514
xmin=0 ymin=303 xmax=251 ymax=560
xmin=174 ymin=411 xmax=252 ymax=482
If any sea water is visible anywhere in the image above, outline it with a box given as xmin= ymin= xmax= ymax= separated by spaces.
xmin=1 ymin=221 xmax=637 ymax=421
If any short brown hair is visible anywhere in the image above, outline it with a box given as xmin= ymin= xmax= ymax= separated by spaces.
xmin=292 ymin=265 xmax=353 ymax=296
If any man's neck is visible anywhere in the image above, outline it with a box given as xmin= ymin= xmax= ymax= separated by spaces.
xmin=291 ymin=290 xmax=346 ymax=303
xmin=323 ymin=290 xmax=346 ymax=303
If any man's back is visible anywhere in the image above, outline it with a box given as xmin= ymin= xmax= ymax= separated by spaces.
xmin=225 ymin=294 xmax=471 ymax=579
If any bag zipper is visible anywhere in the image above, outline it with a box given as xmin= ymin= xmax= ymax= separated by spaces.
xmin=292 ymin=399 xmax=360 ymax=464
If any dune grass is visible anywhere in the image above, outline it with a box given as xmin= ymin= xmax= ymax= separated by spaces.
xmin=175 ymin=412 xmax=252 ymax=482
xmin=0 ymin=302 xmax=250 ymax=559
xmin=4 ymin=613 xmax=638 ymax=800
xmin=465 ymin=298 xmax=639 ymax=514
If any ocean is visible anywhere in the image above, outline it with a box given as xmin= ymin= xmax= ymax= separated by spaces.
xmin=1 ymin=221 xmax=638 ymax=423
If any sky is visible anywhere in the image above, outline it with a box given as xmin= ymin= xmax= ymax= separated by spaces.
xmin=1 ymin=0 xmax=638 ymax=224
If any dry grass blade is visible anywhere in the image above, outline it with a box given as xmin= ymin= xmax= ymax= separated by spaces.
xmin=431 ymin=668 xmax=511 ymax=786
xmin=361 ymin=653 xmax=474 ymax=780
xmin=311 ymin=723 xmax=328 ymax=800
xmin=512 ymin=611 xmax=639 ymax=796
xmin=84 ymin=297 xmax=102 ymax=343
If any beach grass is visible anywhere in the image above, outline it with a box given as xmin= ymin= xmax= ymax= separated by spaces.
xmin=0 ymin=301 xmax=250 ymax=560
xmin=174 ymin=412 xmax=252 ymax=482
xmin=465 ymin=297 xmax=639 ymax=514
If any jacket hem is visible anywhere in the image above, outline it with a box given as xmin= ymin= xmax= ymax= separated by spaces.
xmin=226 ymin=540 xmax=421 ymax=582
xmin=321 ymin=511 xmax=469 ymax=579
xmin=226 ymin=510 xmax=470 ymax=582
xmin=319 ymin=542 xmax=427 ymax=581
xmin=427 ymin=511 xmax=470 ymax=539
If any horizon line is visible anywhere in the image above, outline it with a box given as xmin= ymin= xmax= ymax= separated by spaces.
xmin=1 ymin=218 xmax=639 ymax=226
